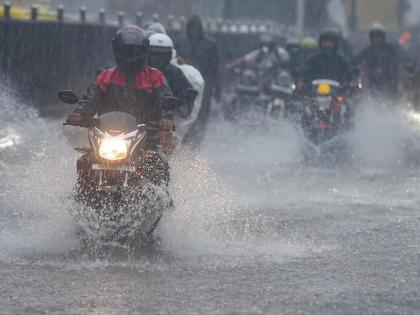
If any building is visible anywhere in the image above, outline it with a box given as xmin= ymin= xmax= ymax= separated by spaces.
xmin=344 ymin=0 xmax=410 ymax=32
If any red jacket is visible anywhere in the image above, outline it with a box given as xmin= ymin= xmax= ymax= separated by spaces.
xmin=76 ymin=66 xmax=173 ymax=123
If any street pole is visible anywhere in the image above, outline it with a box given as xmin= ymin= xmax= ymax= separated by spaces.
xmin=350 ymin=0 xmax=357 ymax=32
xmin=296 ymin=0 xmax=305 ymax=37
xmin=223 ymin=0 xmax=233 ymax=19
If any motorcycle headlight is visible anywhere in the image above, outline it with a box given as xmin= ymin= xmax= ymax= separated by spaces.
xmin=99 ymin=139 xmax=128 ymax=161
xmin=274 ymin=98 xmax=285 ymax=106
xmin=317 ymin=83 xmax=331 ymax=96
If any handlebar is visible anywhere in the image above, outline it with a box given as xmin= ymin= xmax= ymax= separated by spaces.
xmin=63 ymin=118 xmax=99 ymax=128
xmin=137 ymin=123 xmax=160 ymax=131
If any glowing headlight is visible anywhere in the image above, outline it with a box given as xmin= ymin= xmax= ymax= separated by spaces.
xmin=317 ymin=83 xmax=331 ymax=96
xmin=99 ymin=139 xmax=128 ymax=161
xmin=274 ymin=98 xmax=285 ymax=106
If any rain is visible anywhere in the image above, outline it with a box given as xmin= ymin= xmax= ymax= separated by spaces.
xmin=2 ymin=0 xmax=420 ymax=314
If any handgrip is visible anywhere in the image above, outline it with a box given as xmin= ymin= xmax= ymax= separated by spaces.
xmin=63 ymin=122 xmax=78 ymax=126
xmin=63 ymin=119 xmax=96 ymax=128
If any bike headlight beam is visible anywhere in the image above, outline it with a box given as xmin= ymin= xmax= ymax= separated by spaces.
xmin=99 ymin=139 xmax=129 ymax=161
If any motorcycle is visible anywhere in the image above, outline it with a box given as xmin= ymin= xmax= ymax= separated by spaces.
xmin=224 ymin=69 xmax=262 ymax=120
xmin=58 ymin=90 xmax=177 ymax=246
xmin=266 ymin=70 xmax=297 ymax=119
xmin=301 ymin=80 xmax=349 ymax=157
xmin=225 ymin=69 xmax=295 ymax=121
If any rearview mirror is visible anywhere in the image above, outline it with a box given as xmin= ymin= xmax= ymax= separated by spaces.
xmin=58 ymin=90 xmax=80 ymax=105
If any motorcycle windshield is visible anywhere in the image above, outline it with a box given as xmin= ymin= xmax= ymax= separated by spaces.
xmin=98 ymin=111 xmax=137 ymax=133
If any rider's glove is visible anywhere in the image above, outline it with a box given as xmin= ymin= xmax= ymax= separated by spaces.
xmin=66 ymin=113 xmax=83 ymax=126
xmin=160 ymin=119 xmax=173 ymax=132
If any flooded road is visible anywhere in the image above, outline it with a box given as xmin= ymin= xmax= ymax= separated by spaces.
xmin=1 ymin=85 xmax=420 ymax=314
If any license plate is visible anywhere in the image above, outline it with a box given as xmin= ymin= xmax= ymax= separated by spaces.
xmin=92 ymin=164 xmax=136 ymax=172
xmin=315 ymin=122 xmax=332 ymax=129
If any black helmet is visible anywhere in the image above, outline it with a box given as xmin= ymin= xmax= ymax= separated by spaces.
xmin=112 ymin=25 xmax=149 ymax=74
xmin=319 ymin=29 xmax=339 ymax=54
xmin=319 ymin=30 xmax=339 ymax=46
xmin=369 ymin=23 xmax=386 ymax=40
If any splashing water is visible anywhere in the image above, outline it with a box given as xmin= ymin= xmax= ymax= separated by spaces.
xmin=2 ymin=76 xmax=420 ymax=266
xmin=203 ymin=117 xmax=303 ymax=169
xmin=348 ymin=99 xmax=420 ymax=170
xmin=0 ymin=81 xmax=78 ymax=258
xmin=157 ymin=117 xmax=331 ymax=263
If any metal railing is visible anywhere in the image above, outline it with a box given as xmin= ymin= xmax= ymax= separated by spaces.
xmin=1 ymin=2 xmax=295 ymax=37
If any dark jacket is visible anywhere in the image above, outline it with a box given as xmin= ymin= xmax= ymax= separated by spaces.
xmin=175 ymin=15 xmax=220 ymax=85
xmin=76 ymin=66 xmax=173 ymax=123
xmin=337 ymin=37 xmax=354 ymax=61
xmin=287 ymin=46 xmax=306 ymax=80
xmin=302 ymin=51 xmax=352 ymax=86
xmin=161 ymin=63 xmax=194 ymax=109
xmin=357 ymin=43 xmax=399 ymax=89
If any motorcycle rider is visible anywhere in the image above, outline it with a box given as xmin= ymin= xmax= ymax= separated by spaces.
xmin=66 ymin=25 xmax=174 ymax=185
xmin=301 ymin=30 xmax=352 ymax=89
xmin=175 ymin=15 xmax=220 ymax=147
xmin=357 ymin=24 xmax=399 ymax=99
xmin=300 ymin=37 xmax=319 ymax=61
xmin=286 ymin=38 xmax=305 ymax=81
xmin=324 ymin=25 xmax=354 ymax=61
xmin=300 ymin=30 xmax=353 ymax=133
xmin=225 ymin=34 xmax=290 ymax=73
xmin=148 ymin=33 xmax=195 ymax=118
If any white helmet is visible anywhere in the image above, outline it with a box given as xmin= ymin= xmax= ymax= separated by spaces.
xmin=149 ymin=33 xmax=174 ymax=49
xmin=148 ymin=34 xmax=174 ymax=69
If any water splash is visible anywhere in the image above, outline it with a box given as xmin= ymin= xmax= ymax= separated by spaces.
xmin=158 ymin=120 xmax=326 ymax=263
xmin=3 ymin=81 xmax=420 ymax=265
xmin=0 ymin=80 xmax=78 ymax=258
xmin=348 ymin=99 xmax=420 ymax=169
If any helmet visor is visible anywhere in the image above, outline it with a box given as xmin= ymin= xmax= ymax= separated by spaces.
xmin=116 ymin=45 xmax=147 ymax=62
xmin=148 ymin=50 xmax=171 ymax=69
